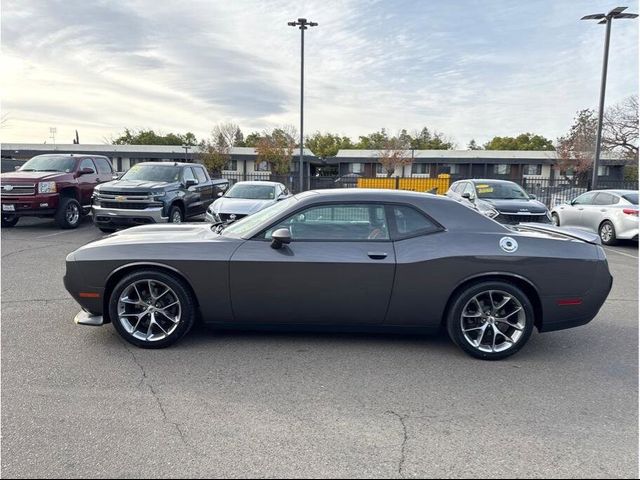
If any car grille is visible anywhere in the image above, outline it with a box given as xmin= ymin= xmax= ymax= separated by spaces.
xmin=1 ymin=184 xmax=36 ymax=196
xmin=99 ymin=190 xmax=150 ymax=197
xmin=100 ymin=201 xmax=158 ymax=210
xmin=497 ymin=213 xmax=550 ymax=225
xmin=219 ymin=213 xmax=247 ymax=222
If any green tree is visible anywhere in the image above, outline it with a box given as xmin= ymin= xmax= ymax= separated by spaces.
xmin=483 ymin=133 xmax=554 ymax=151
xmin=355 ymin=129 xmax=389 ymax=149
xmin=112 ymin=128 xmax=198 ymax=146
xmin=244 ymin=131 xmax=262 ymax=147
xmin=410 ymin=127 xmax=455 ymax=150
xmin=255 ymin=126 xmax=298 ymax=174
xmin=305 ymin=132 xmax=354 ymax=159
xmin=467 ymin=139 xmax=482 ymax=150
xmin=200 ymin=122 xmax=243 ymax=174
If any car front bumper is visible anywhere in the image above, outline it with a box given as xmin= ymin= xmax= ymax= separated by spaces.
xmin=92 ymin=205 xmax=168 ymax=226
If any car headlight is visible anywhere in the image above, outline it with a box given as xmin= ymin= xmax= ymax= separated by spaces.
xmin=38 ymin=181 xmax=57 ymax=194
xmin=151 ymin=190 xmax=165 ymax=198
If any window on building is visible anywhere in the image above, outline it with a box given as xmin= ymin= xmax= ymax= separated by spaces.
xmin=348 ymin=163 xmax=364 ymax=174
xmin=598 ymin=165 xmax=610 ymax=176
xmin=376 ymin=163 xmax=384 ymax=174
xmin=524 ymin=164 xmax=542 ymax=175
xmin=493 ymin=164 xmax=511 ymax=175
xmin=255 ymin=161 xmax=270 ymax=172
xmin=411 ymin=163 xmax=429 ymax=174
xmin=225 ymin=160 xmax=238 ymax=171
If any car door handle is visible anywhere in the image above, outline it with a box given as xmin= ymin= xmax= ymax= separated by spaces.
xmin=368 ymin=252 xmax=388 ymax=260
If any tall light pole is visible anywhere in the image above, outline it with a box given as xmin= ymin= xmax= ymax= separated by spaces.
xmin=182 ymin=144 xmax=191 ymax=162
xmin=581 ymin=6 xmax=637 ymax=189
xmin=288 ymin=18 xmax=318 ymax=192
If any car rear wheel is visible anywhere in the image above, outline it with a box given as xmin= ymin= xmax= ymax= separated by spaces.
xmin=1 ymin=215 xmax=19 ymax=227
xmin=599 ymin=221 xmax=617 ymax=246
xmin=446 ymin=281 xmax=535 ymax=360
xmin=55 ymin=197 xmax=82 ymax=229
xmin=109 ymin=270 xmax=196 ymax=349
xmin=551 ymin=213 xmax=560 ymax=226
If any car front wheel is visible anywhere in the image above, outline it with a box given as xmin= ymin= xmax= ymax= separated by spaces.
xmin=446 ymin=281 xmax=535 ymax=360
xmin=169 ymin=205 xmax=183 ymax=223
xmin=551 ymin=213 xmax=560 ymax=226
xmin=109 ymin=270 xmax=196 ymax=348
xmin=1 ymin=215 xmax=19 ymax=227
xmin=55 ymin=197 xmax=82 ymax=229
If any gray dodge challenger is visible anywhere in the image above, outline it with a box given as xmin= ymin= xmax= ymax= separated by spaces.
xmin=64 ymin=189 xmax=613 ymax=360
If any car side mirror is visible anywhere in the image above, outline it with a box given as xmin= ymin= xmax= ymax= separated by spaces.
xmin=217 ymin=191 xmax=224 ymax=197
xmin=271 ymin=228 xmax=292 ymax=249
xmin=462 ymin=192 xmax=474 ymax=201
xmin=14 ymin=166 xmax=20 ymax=171
xmin=112 ymin=173 xmax=121 ymax=180
xmin=185 ymin=179 xmax=197 ymax=188
xmin=529 ymin=194 xmax=536 ymax=200
xmin=78 ymin=167 xmax=94 ymax=176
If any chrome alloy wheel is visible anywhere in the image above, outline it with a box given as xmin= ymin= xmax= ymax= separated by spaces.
xmin=66 ymin=202 xmax=80 ymax=225
xmin=171 ymin=210 xmax=182 ymax=223
xmin=117 ymin=279 xmax=182 ymax=342
xmin=600 ymin=223 xmax=613 ymax=243
xmin=460 ymin=290 xmax=526 ymax=353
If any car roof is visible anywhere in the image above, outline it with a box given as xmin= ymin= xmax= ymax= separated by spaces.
xmin=231 ymin=181 xmax=282 ymax=187
xmin=464 ymin=179 xmax=520 ymax=185
xmin=595 ymin=189 xmax=638 ymax=195
xmin=33 ymin=153 xmax=110 ymax=160
xmin=294 ymin=188 xmax=449 ymax=202
xmin=131 ymin=161 xmax=195 ymax=167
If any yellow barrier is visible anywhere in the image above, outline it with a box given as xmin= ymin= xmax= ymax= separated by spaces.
xmin=357 ymin=174 xmax=450 ymax=195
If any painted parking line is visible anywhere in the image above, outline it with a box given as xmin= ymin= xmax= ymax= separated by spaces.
xmin=603 ymin=247 xmax=639 ymax=260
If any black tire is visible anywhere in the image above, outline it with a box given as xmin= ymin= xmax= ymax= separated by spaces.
xmin=168 ymin=205 xmax=184 ymax=223
xmin=551 ymin=213 xmax=560 ymax=226
xmin=446 ymin=281 xmax=535 ymax=360
xmin=599 ymin=220 xmax=617 ymax=246
xmin=99 ymin=227 xmax=117 ymax=234
xmin=1 ymin=215 xmax=19 ymax=228
xmin=55 ymin=197 xmax=82 ymax=229
xmin=109 ymin=269 xmax=197 ymax=349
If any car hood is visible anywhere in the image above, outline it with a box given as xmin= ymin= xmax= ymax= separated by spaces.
xmin=210 ymin=197 xmax=275 ymax=215
xmin=96 ymin=179 xmax=179 ymax=192
xmin=479 ymin=198 xmax=548 ymax=214
xmin=1 ymin=171 xmax=70 ymax=182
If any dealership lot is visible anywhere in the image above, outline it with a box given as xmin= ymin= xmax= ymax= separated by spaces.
xmin=1 ymin=218 xmax=638 ymax=478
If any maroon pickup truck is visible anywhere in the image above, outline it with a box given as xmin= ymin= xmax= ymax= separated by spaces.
xmin=1 ymin=154 xmax=115 ymax=229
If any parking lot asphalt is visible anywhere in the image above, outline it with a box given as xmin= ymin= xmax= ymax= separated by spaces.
xmin=1 ymin=217 xmax=638 ymax=478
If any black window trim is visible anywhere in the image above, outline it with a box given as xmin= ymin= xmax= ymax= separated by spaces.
xmin=78 ymin=157 xmax=97 ymax=173
xmin=385 ymin=204 xmax=445 ymax=241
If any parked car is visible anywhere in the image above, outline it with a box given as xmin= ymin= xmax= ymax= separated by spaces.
xmin=551 ymin=189 xmax=638 ymax=245
xmin=65 ymin=189 xmax=612 ymax=360
xmin=1 ymin=154 xmax=115 ymax=229
xmin=334 ymin=173 xmax=362 ymax=188
xmin=205 ymin=181 xmax=290 ymax=224
xmin=92 ymin=162 xmax=228 ymax=233
xmin=446 ymin=179 xmax=552 ymax=225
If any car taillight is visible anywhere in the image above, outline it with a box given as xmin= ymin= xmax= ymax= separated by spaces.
xmin=623 ymin=209 xmax=638 ymax=216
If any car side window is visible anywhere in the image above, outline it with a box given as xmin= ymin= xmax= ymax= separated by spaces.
xmin=390 ymin=205 xmax=441 ymax=238
xmin=573 ymin=192 xmax=597 ymax=205
xmin=93 ymin=157 xmax=113 ymax=174
xmin=79 ymin=158 xmax=96 ymax=173
xmin=183 ymin=167 xmax=197 ymax=184
xmin=463 ymin=183 xmax=475 ymax=198
xmin=264 ymin=204 xmax=389 ymax=241
xmin=194 ymin=166 xmax=208 ymax=183
xmin=593 ymin=193 xmax=618 ymax=205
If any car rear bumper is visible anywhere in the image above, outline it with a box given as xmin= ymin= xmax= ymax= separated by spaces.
xmin=614 ymin=216 xmax=639 ymax=240
xmin=1 ymin=193 xmax=59 ymax=216
xmin=92 ymin=205 xmax=167 ymax=226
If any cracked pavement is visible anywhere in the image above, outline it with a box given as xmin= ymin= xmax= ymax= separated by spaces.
xmin=2 ymin=217 xmax=638 ymax=478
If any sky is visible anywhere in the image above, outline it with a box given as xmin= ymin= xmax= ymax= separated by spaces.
xmin=1 ymin=0 xmax=638 ymax=148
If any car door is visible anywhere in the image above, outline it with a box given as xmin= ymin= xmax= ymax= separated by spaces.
xmin=76 ymin=158 xmax=98 ymax=206
xmin=229 ymin=203 xmax=396 ymax=325
xmin=557 ymin=191 xmax=597 ymax=227
xmin=193 ymin=165 xmax=213 ymax=210
xmin=181 ymin=167 xmax=202 ymax=217
xmin=586 ymin=192 xmax=618 ymax=232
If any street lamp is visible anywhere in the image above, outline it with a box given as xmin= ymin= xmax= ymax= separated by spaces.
xmin=581 ymin=6 xmax=637 ymax=190
xmin=288 ymin=17 xmax=318 ymax=192
xmin=181 ymin=144 xmax=191 ymax=162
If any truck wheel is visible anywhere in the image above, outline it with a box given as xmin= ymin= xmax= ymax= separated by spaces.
xmin=1 ymin=215 xmax=19 ymax=228
xmin=55 ymin=197 xmax=82 ymax=229
xmin=169 ymin=205 xmax=183 ymax=223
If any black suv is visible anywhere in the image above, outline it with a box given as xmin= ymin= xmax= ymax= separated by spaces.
xmin=92 ymin=162 xmax=228 ymax=232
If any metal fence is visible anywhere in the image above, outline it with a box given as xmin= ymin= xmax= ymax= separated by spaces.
xmin=215 ymin=172 xmax=638 ymax=208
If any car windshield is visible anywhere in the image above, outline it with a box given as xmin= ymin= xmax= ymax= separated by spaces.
xmin=19 ymin=155 xmax=76 ymax=173
xmin=121 ymin=164 xmax=182 ymax=182
xmin=221 ymin=196 xmax=298 ymax=237
xmin=621 ymin=192 xmax=638 ymax=204
xmin=225 ymin=184 xmax=276 ymax=200
xmin=475 ymin=182 xmax=529 ymax=200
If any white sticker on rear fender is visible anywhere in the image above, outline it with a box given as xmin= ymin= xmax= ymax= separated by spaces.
xmin=500 ymin=237 xmax=518 ymax=253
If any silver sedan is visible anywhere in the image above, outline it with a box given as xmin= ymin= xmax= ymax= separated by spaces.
xmin=551 ymin=189 xmax=638 ymax=245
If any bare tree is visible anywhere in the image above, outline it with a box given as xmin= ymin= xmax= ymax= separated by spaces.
xmin=603 ymin=95 xmax=638 ymax=159
xmin=377 ymin=135 xmax=411 ymax=177
xmin=200 ymin=122 xmax=242 ymax=174
xmin=555 ymin=109 xmax=597 ymax=184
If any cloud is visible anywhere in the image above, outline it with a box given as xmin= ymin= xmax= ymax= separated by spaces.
xmin=1 ymin=0 xmax=637 ymax=147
